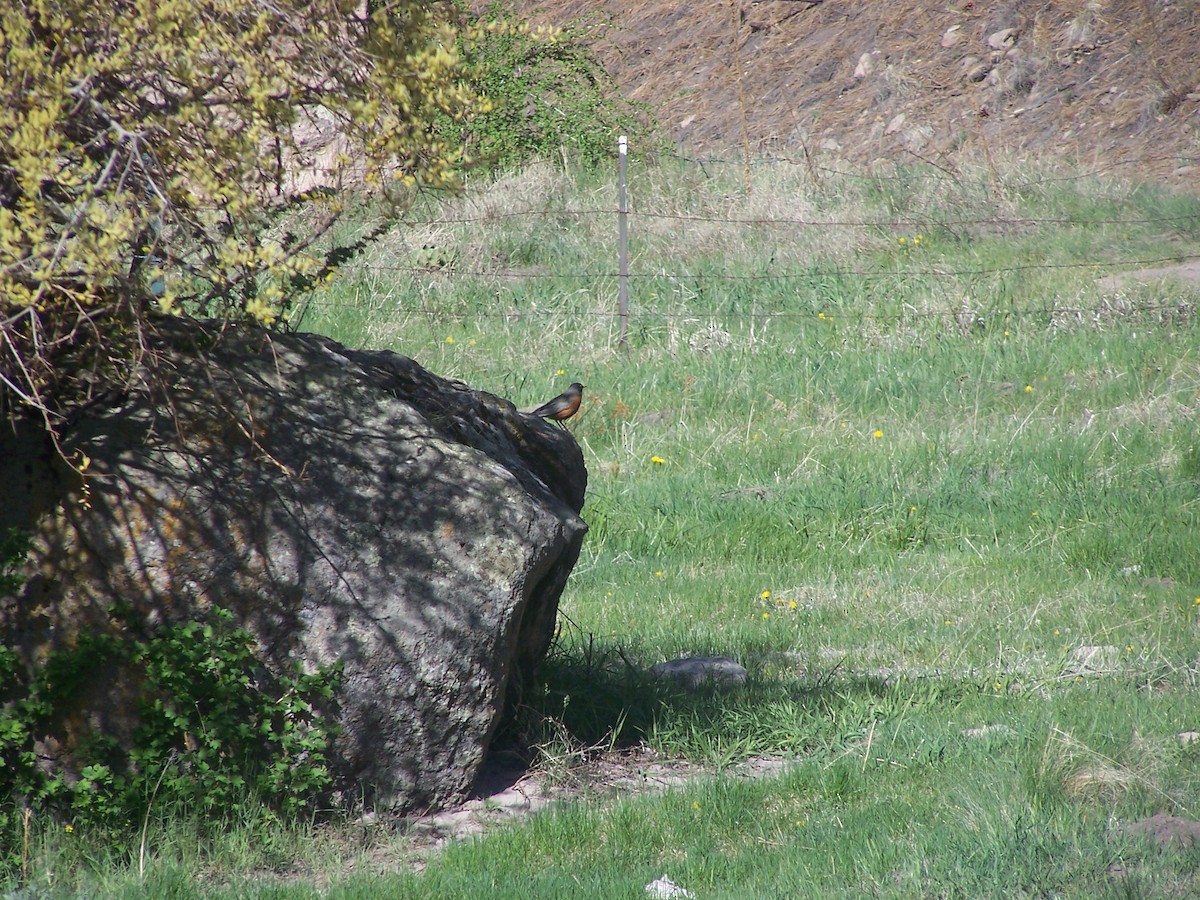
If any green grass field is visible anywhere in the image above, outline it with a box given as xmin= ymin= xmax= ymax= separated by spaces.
xmin=12 ymin=155 xmax=1200 ymax=897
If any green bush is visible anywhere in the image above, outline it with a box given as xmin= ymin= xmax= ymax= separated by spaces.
xmin=0 ymin=597 xmax=341 ymax=864
xmin=443 ymin=2 xmax=659 ymax=172
xmin=0 ymin=530 xmax=27 ymax=595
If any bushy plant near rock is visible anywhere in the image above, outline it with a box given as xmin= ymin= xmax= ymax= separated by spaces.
xmin=0 ymin=538 xmax=341 ymax=869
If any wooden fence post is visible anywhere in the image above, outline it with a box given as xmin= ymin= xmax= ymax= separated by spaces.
xmin=618 ymin=134 xmax=629 ymax=349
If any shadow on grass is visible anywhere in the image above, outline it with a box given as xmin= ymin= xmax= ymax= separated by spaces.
xmin=491 ymin=620 xmax=907 ymax=774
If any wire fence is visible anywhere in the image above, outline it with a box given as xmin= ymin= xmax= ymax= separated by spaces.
xmin=310 ymin=255 xmax=1200 ymax=281
xmin=297 ymin=147 xmax=1200 ymax=331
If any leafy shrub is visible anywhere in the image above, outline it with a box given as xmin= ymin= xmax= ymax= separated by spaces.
xmin=442 ymin=2 xmax=659 ymax=172
xmin=0 ymin=595 xmax=341 ymax=863
xmin=0 ymin=530 xmax=27 ymax=595
xmin=0 ymin=0 xmax=490 ymax=449
xmin=127 ymin=609 xmax=341 ymax=819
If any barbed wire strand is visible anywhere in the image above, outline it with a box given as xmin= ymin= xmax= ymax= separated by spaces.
xmin=386 ymin=207 xmax=1200 ymax=229
xmin=319 ymin=252 xmax=1200 ymax=281
xmin=300 ymin=299 xmax=1195 ymax=324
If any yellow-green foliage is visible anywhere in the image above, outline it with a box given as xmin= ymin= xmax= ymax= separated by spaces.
xmin=0 ymin=0 xmax=486 ymax=425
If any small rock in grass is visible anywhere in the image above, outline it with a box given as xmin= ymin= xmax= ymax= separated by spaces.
xmin=718 ymin=485 xmax=771 ymax=501
xmin=885 ymin=113 xmax=906 ymax=135
xmin=651 ymin=656 xmax=748 ymax=689
xmin=1179 ymin=731 xmax=1200 ymax=747
xmin=987 ymin=28 xmax=1018 ymax=50
xmin=854 ymin=51 xmax=879 ymax=79
xmin=646 ymin=874 xmax=696 ymax=899
xmin=961 ymin=57 xmax=992 ymax=83
xmin=961 ymin=724 xmax=1014 ymax=740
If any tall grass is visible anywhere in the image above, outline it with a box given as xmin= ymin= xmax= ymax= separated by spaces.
xmin=11 ymin=154 xmax=1200 ymax=897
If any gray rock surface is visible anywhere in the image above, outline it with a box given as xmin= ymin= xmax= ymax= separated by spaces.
xmin=0 ymin=320 xmax=587 ymax=813
xmin=650 ymin=656 xmax=748 ymax=689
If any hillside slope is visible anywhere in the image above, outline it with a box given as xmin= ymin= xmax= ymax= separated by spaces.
xmin=508 ymin=0 xmax=1200 ymax=183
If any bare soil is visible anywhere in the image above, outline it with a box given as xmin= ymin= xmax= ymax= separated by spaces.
xmin=396 ymin=750 xmax=789 ymax=868
xmin=1100 ymin=258 xmax=1200 ymax=291
xmin=507 ymin=0 xmax=1200 ymax=185
xmin=293 ymin=749 xmax=791 ymax=880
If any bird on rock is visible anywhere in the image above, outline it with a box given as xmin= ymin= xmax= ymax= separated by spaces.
xmin=522 ymin=382 xmax=584 ymax=424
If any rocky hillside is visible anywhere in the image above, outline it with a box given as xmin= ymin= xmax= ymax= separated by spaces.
xmin=508 ymin=0 xmax=1200 ymax=183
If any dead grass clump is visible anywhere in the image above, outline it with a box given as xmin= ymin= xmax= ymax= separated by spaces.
xmin=1037 ymin=728 xmax=1173 ymax=809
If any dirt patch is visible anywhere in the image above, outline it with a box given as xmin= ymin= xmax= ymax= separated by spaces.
xmin=506 ymin=0 xmax=1200 ymax=185
xmin=1122 ymin=812 xmax=1200 ymax=848
xmin=1099 ymin=260 xmax=1200 ymax=291
xmin=359 ymin=749 xmax=790 ymax=873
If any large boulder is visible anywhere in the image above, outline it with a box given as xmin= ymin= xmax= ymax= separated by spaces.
xmin=0 ymin=320 xmax=587 ymax=813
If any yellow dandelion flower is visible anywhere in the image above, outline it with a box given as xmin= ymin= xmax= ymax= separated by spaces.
xmin=762 ymin=611 xmax=770 ymax=620
xmin=761 ymin=590 xmax=771 ymax=600
xmin=1024 ymin=385 xmax=1033 ymax=393
xmin=789 ymin=600 xmax=798 ymax=610
xmin=445 ymin=336 xmax=456 ymax=344
xmin=650 ymin=456 xmax=666 ymax=464
xmin=692 ymin=800 xmax=701 ymax=810
xmin=655 ymin=570 xmax=664 ymax=578
xmin=556 ymin=368 xmax=566 ymax=376
xmin=873 ymin=429 xmax=883 ymax=439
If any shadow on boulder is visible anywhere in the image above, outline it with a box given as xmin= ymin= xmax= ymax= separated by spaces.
xmin=0 ymin=319 xmax=587 ymax=814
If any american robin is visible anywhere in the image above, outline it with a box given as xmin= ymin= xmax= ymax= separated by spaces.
xmin=522 ymin=382 xmax=585 ymax=423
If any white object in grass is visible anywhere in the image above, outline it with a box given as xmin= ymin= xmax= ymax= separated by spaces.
xmin=645 ymin=874 xmax=696 ymax=898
